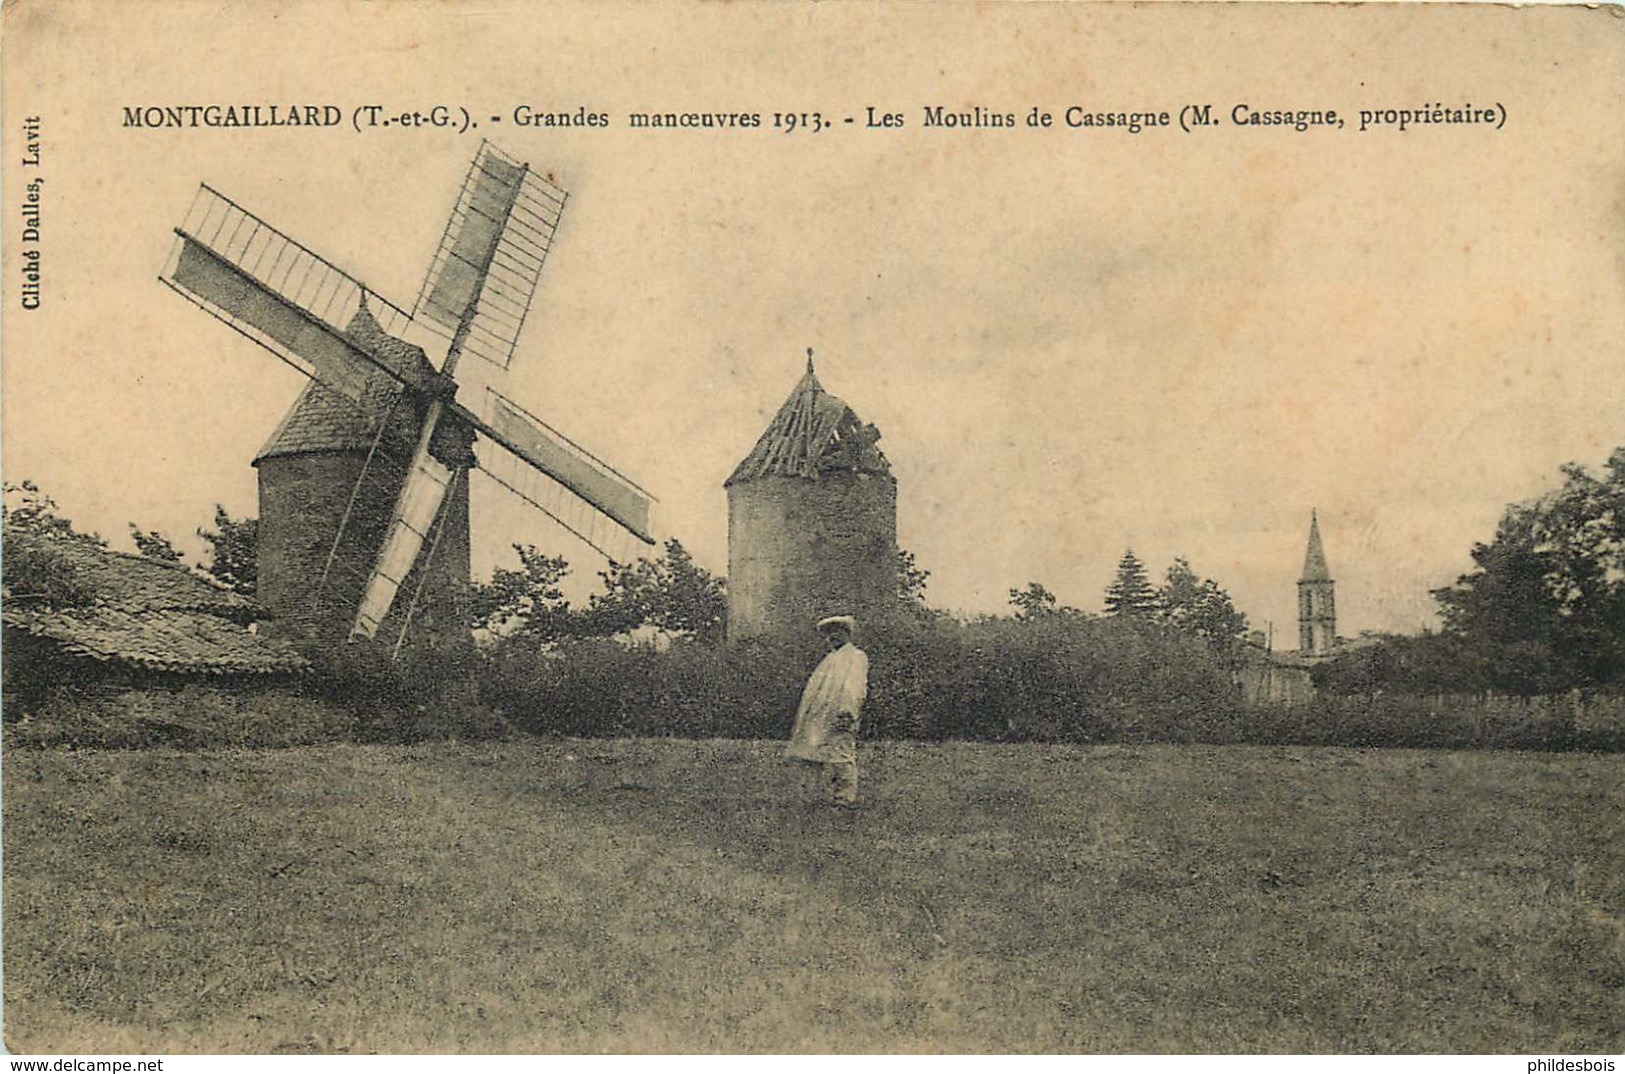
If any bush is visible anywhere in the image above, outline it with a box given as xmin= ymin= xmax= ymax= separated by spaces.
xmin=480 ymin=635 xmax=804 ymax=740
xmin=862 ymin=615 xmax=1242 ymax=744
xmin=16 ymin=617 xmax=1614 ymax=753
xmin=471 ymin=615 xmax=1622 ymax=752
xmin=475 ymin=614 xmax=1245 ymax=746
xmin=1240 ymin=692 xmax=1624 ymax=752
xmin=308 ymin=638 xmax=511 ymax=743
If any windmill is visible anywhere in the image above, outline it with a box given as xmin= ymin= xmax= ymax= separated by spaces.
xmin=160 ymin=141 xmax=655 ymax=656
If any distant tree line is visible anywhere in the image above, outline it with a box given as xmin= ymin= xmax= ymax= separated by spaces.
xmin=21 ymin=442 xmax=1625 ymax=710
xmin=1315 ymin=447 xmax=1625 ymax=697
xmin=1008 ymin=548 xmax=1250 ymax=655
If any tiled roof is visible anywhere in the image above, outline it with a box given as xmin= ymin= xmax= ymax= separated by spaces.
xmin=4 ymin=606 xmax=309 ymax=675
xmin=253 ymin=303 xmax=474 ymax=467
xmin=726 ymin=360 xmax=892 ymax=486
xmin=5 ymin=533 xmax=257 ymax=618
xmin=252 ymin=379 xmax=416 ymax=463
xmin=254 ymin=303 xmax=432 ymax=464
xmin=2 ymin=532 xmax=308 ymax=675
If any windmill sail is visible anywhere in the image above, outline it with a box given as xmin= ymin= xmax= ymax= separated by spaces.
xmin=350 ymin=449 xmax=457 ymax=640
xmin=412 ymin=142 xmax=566 ymax=371
xmin=347 ymin=144 xmax=550 ymax=639
xmin=161 ymin=185 xmax=421 ymax=405
xmin=467 ymin=389 xmax=654 ymax=544
xmin=477 ymin=445 xmax=648 ymax=566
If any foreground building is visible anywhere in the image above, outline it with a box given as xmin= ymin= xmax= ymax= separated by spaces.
xmin=1 ymin=533 xmax=308 ymax=688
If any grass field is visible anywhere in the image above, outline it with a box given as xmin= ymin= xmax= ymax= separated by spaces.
xmin=3 ymin=738 xmax=1620 ymax=1054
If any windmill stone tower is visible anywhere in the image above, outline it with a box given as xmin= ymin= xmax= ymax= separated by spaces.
xmin=725 ymin=355 xmax=897 ymax=642
xmin=252 ymin=304 xmax=475 ymax=651
xmin=1297 ymin=510 xmax=1337 ymax=655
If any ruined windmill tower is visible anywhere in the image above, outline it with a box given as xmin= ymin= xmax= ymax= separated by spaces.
xmin=725 ymin=353 xmax=897 ymax=642
xmin=252 ymin=303 xmax=476 ymax=651
xmin=1297 ymin=510 xmax=1337 ymax=655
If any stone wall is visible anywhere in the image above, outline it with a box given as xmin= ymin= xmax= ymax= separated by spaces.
xmin=727 ymin=471 xmax=897 ymax=642
xmin=255 ymin=450 xmax=472 ymax=654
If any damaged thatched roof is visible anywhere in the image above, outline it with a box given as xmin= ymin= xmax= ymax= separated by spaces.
xmin=726 ymin=359 xmax=892 ymax=486
xmin=2 ymin=533 xmax=308 ymax=675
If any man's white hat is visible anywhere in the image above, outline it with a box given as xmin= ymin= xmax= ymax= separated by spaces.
xmin=816 ymin=615 xmax=856 ymax=632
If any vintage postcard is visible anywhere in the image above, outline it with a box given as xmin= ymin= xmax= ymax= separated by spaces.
xmin=2 ymin=0 xmax=1621 ymax=1058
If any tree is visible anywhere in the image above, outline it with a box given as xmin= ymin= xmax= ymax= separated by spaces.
xmin=2 ymin=480 xmax=103 ymax=546
xmin=1009 ymin=581 xmax=1059 ymax=620
xmin=584 ymin=538 xmax=727 ymax=644
xmin=129 ymin=524 xmax=184 ymax=564
xmin=197 ymin=506 xmax=258 ymax=595
xmin=471 ymin=544 xmax=577 ymax=643
xmin=2 ymin=480 xmax=104 ymax=606
xmin=1155 ymin=557 xmax=1249 ymax=650
xmin=473 ymin=538 xmax=729 ymax=646
xmin=1103 ymin=548 xmax=1159 ymax=619
xmin=1311 ymin=631 xmax=1486 ymax=696
xmin=653 ymin=540 xmax=727 ymax=642
xmin=1433 ymin=447 xmax=1625 ymax=692
xmin=897 ymin=547 xmax=931 ymax=609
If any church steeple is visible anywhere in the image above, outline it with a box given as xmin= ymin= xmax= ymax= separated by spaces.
xmin=1300 ymin=509 xmax=1331 ymax=582
xmin=1297 ymin=510 xmax=1337 ymax=654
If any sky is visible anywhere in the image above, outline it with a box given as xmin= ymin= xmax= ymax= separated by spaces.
xmin=4 ymin=2 xmax=1623 ymax=642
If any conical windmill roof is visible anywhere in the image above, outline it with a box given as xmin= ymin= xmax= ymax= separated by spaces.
xmin=253 ymin=303 xmax=464 ymax=466
xmin=725 ymin=357 xmax=892 ymax=486
xmin=1300 ymin=511 xmax=1332 ymax=582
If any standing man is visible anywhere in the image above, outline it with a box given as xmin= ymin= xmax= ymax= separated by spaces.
xmin=785 ymin=615 xmax=869 ymax=807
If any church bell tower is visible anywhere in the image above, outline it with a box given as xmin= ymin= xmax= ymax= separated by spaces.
xmin=1297 ymin=510 xmax=1337 ymax=655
